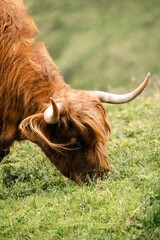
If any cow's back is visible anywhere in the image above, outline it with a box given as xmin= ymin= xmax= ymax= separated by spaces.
xmin=0 ymin=0 xmax=68 ymax=146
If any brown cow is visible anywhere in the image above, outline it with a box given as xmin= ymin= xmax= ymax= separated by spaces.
xmin=0 ymin=0 xmax=150 ymax=182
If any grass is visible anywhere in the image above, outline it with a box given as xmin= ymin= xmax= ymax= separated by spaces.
xmin=0 ymin=91 xmax=159 ymax=240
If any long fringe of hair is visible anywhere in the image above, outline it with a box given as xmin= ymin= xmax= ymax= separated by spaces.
xmin=19 ymin=113 xmax=70 ymax=153
xmin=19 ymin=96 xmax=111 ymax=154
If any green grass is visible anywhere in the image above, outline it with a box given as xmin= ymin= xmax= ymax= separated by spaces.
xmin=0 ymin=92 xmax=159 ymax=240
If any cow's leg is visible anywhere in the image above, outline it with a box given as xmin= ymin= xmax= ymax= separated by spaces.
xmin=0 ymin=145 xmax=10 ymax=161
xmin=0 ymin=138 xmax=12 ymax=161
xmin=0 ymin=127 xmax=16 ymax=162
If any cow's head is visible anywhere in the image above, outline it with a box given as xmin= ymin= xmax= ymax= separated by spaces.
xmin=20 ymin=73 xmax=150 ymax=182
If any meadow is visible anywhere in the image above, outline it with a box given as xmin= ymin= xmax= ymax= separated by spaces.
xmin=0 ymin=93 xmax=159 ymax=240
xmin=0 ymin=0 xmax=160 ymax=239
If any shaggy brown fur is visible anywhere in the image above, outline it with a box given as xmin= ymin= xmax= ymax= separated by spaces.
xmin=0 ymin=0 xmax=110 ymax=182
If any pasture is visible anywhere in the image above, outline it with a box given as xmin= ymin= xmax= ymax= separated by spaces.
xmin=0 ymin=0 xmax=160 ymax=239
xmin=0 ymin=93 xmax=159 ymax=240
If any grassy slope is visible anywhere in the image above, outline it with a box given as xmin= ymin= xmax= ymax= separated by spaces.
xmin=24 ymin=0 xmax=160 ymax=90
xmin=0 ymin=93 xmax=159 ymax=240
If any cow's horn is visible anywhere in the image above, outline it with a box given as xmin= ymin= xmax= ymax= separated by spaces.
xmin=44 ymin=97 xmax=63 ymax=124
xmin=91 ymin=73 xmax=150 ymax=104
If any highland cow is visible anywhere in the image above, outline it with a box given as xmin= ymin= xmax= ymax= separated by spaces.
xmin=0 ymin=0 xmax=150 ymax=182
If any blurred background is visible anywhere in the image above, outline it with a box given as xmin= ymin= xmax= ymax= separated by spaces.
xmin=24 ymin=0 xmax=160 ymax=91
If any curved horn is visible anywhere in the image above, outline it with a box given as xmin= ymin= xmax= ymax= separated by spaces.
xmin=44 ymin=97 xmax=63 ymax=124
xmin=91 ymin=73 xmax=150 ymax=104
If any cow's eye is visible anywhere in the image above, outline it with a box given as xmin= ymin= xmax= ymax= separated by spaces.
xmin=70 ymin=137 xmax=78 ymax=144
xmin=69 ymin=137 xmax=80 ymax=148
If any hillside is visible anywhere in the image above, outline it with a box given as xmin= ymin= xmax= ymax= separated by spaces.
xmin=24 ymin=0 xmax=160 ymax=90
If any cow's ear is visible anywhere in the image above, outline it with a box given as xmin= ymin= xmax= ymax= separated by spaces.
xmin=44 ymin=97 xmax=63 ymax=124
